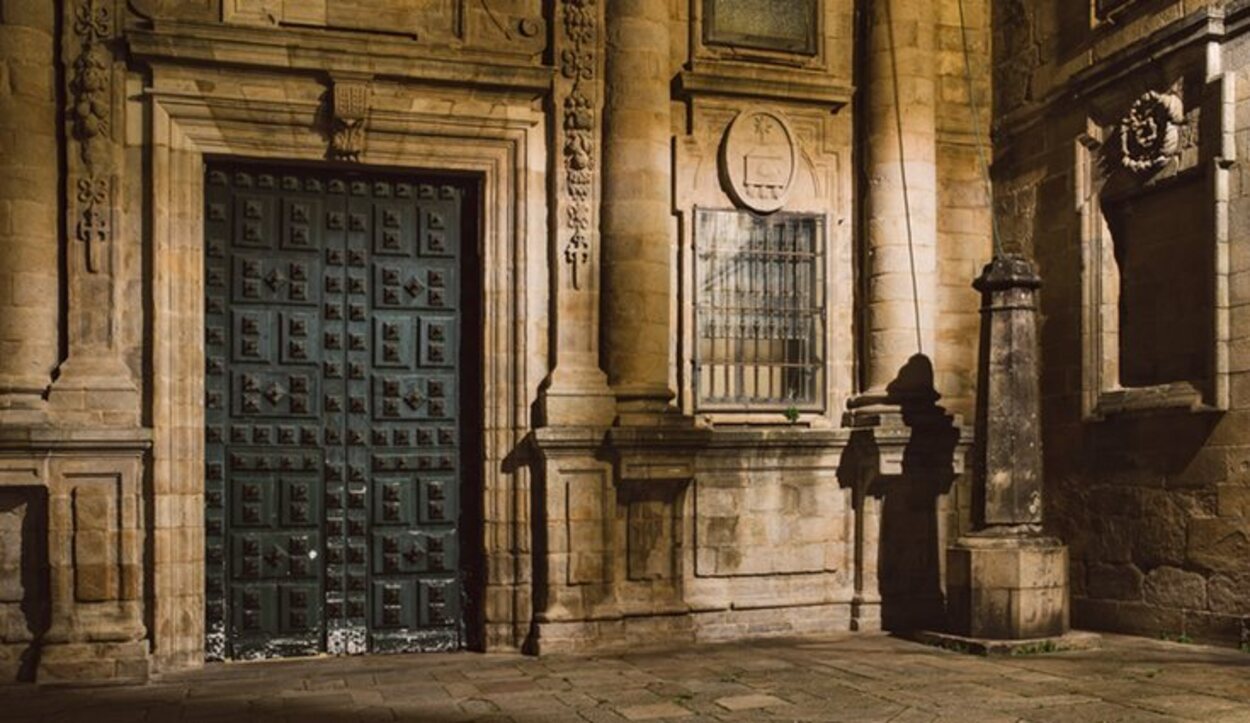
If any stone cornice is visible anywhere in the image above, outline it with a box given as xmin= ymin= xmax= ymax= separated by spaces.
xmin=675 ymin=68 xmax=851 ymax=110
xmin=996 ymin=5 xmax=1237 ymax=138
xmin=126 ymin=21 xmax=554 ymax=94
xmin=0 ymin=426 xmax=153 ymax=451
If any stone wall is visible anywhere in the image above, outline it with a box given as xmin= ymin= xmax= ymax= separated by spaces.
xmin=0 ymin=0 xmax=993 ymax=682
xmin=994 ymin=0 xmax=1250 ymax=647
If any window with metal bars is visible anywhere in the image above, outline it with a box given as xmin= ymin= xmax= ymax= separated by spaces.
xmin=694 ymin=209 xmax=826 ymax=411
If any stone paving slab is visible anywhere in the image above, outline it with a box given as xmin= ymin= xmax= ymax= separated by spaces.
xmin=3 ymin=633 xmax=1250 ymax=722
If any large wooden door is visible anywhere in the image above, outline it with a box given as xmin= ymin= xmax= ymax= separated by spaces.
xmin=203 ymin=163 xmax=468 ymax=659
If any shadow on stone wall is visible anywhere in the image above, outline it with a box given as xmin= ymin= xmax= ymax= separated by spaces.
xmin=0 ymin=487 xmax=49 ymax=682
xmin=839 ymin=355 xmax=964 ymax=633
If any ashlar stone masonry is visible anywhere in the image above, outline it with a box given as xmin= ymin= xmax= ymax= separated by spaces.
xmin=2 ymin=0 xmax=1245 ymax=686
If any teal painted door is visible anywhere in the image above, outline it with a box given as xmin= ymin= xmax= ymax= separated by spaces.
xmin=204 ymin=164 xmax=466 ymax=659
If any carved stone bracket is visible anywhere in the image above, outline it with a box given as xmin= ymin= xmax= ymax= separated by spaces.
xmin=329 ymin=79 xmax=371 ymax=162
xmin=558 ymin=0 xmax=598 ymax=291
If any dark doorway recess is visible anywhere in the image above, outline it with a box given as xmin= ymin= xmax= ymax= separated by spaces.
xmin=202 ymin=160 xmax=483 ymax=660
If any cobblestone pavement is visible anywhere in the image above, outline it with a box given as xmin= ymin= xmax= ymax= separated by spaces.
xmin=4 ymin=633 xmax=1250 ymax=722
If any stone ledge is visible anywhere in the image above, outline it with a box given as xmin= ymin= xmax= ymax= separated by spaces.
xmin=675 ymin=69 xmax=851 ymax=109
xmin=0 ymin=426 xmax=152 ymax=451
xmin=1092 ymin=382 xmax=1213 ymax=419
xmin=910 ymin=629 xmax=1102 ymax=657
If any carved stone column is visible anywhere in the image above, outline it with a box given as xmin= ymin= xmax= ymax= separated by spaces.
xmin=0 ymin=3 xmax=60 ymax=419
xmin=853 ymin=0 xmax=939 ymax=407
xmin=599 ymin=0 xmax=675 ymax=424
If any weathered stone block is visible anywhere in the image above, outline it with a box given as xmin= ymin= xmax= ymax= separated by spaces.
xmin=1072 ymin=598 xmax=1184 ymax=638
xmin=626 ymin=498 xmax=676 ymax=582
xmin=946 ymin=536 xmax=1068 ymax=640
xmin=1207 ymin=573 xmax=1250 ymax=615
xmin=1216 ymin=484 xmax=1250 ymax=517
xmin=1142 ymin=566 xmax=1207 ymax=610
xmin=1086 ymin=562 xmax=1144 ymax=601
xmin=1187 ymin=518 xmax=1250 ymax=574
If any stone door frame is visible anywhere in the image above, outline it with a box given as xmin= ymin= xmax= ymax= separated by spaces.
xmin=141 ymin=64 xmax=545 ymax=669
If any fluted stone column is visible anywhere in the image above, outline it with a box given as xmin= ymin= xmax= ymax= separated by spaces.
xmin=0 ymin=2 xmax=59 ymax=417
xmin=855 ymin=0 xmax=939 ymax=406
xmin=600 ymin=0 xmax=674 ymax=423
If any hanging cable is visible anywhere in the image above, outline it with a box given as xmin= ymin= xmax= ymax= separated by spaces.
xmin=883 ymin=0 xmax=926 ymax=356
xmin=957 ymin=0 xmax=1004 ymax=256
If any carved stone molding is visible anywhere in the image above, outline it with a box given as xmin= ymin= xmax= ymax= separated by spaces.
xmin=1118 ymin=89 xmax=1185 ymax=174
xmin=329 ymin=79 xmax=371 ymax=162
xmin=558 ymin=0 xmax=598 ymax=291
xmin=719 ymin=108 xmax=798 ymax=214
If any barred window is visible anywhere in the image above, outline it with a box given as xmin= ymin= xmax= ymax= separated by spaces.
xmin=694 ymin=209 xmax=826 ymax=411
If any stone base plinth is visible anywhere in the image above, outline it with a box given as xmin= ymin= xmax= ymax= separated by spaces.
xmin=530 ymin=603 xmax=854 ymax=655
xmin=913 ymin=629 xmax=1100 ymax=656
xmin=946 ymin=534 xmax=1069 ymax=640
xmin=35 ymin=641 xmax=149 ymax=685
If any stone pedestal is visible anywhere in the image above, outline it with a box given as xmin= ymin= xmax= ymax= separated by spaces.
xmin=36 ymin=640 xmax=149 ymax=684
xmin=0 ymin=429 xmax=150 ymax=684
xmin=946 ymin=534 xmax=1068 ymax=639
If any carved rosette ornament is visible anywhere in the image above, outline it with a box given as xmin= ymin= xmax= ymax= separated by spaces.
xmin=559 ymin=0 xmax=598 ymax=290
xmin=1119 ymin=89 xmax=1184 ymax=174
xmin=329 ymin=80 xmax=370 ymax=162
xmin=70 ymin=0 xmax=114 ymax=275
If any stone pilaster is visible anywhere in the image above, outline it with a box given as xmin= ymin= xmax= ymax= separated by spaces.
xmin=48 ymin=0 xmax=139 ymax=425
xmin=0 ymin=2 xmax=60 ymax=421
xmin=600 ymin=0 xmax=675 ymax=424
xmin=945 ymin=255 xmax=1070 ymax=642
xmin=853 ymin=0 xmax=939 ymax=407
xmin=537 ymin=0 xmax=615 ymax=427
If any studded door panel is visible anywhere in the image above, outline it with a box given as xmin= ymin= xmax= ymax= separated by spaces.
xmin=205 ymin=165 xmax=464 ymax=659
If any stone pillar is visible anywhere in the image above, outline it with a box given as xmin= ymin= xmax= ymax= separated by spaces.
xmin=855 ymin=0 xmax=939 ymax=405
xmin=0 ymin=2 xmax=60 ymax=418
xmin=600 ymin=0 xmax=674 ymax=423
xmin=536 ymin=0 xmax=615 ymax=428
xmin=945 ymin=255 xmax=1069 ymax=642
xmin=47 ymin=0 xmax=140 ymax=424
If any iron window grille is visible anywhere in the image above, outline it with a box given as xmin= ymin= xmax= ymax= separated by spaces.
xmin=694 ymin=209 xmax=826 ymax=412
